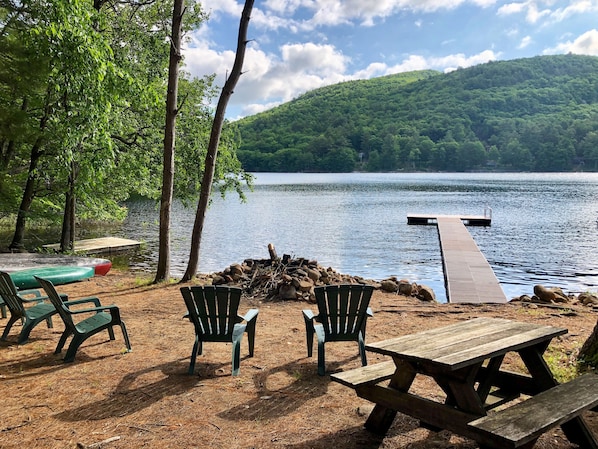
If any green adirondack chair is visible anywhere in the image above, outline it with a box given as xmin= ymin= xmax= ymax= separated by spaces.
xmin=303 ymin=284 xmax=374 ymax=376
xmin=0 ymin=270 xmax=66 ymax=344
xmin=181 ymin=285 xmax=259 ymax=376
xmin=35 ymin=276 xmax=131 ymax=362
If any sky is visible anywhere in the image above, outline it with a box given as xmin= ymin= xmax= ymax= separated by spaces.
xmin=182 ymin=0 xmax=598 ymax=120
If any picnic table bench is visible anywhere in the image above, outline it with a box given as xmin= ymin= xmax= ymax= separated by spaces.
xmin=331 ymin=317 xmax=598 ymax=449
xmin=469 ymin=373 xmax=598 ymax=449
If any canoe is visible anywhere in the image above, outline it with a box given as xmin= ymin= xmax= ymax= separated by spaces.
xmin=9 ymin=266 xmax=95 ymax=290
xmin=0 ymin=253 xmax=112 ymax=276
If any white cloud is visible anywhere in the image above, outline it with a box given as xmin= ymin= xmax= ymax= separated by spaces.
xmin=518 ymin=35 xmax=533 ymax=49
xmin=497 ymin=2 xmax=526 ymax=16
xmin=544 ymin=29 xmax=598 ymax=56
xmin=199 ymin=0 xmax=499 ymax=31
xmin=497 ymin=2 xmax=551 ymax=24
xmin=547 ymin=1 xmax=598 ymax=23
xmin=498 ymin=1 xmax=598 ymax=25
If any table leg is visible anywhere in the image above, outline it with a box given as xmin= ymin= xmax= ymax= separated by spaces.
xmin=476 ymin=355 xmax=505 ymax=404
xmin=519 ymin=346 xmax=598 ymax=449
xmin=435 ymin=365 xmax=486 ymax=416
xmin=364 ymin=358 xmax=416 ymax=435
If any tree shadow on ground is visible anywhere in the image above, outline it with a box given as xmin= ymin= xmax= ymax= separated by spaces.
xmin=0 ymin=339 xmax=123 ymax=380
xmin=218 ymin=356 xmax=357 ymax=421
xmin=281 ymin=414 xmax=480 ymax=449
xmin=54 ymin=358 xmax=220 ymax=421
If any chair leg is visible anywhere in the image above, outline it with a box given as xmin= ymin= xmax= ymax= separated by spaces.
xmin=246 ymin=321 xmax=256 ymax=357
xmin=305 ymin=321 xmax=314 ymax=357
xmin=64 ymin=334 xmax=86 ymax=363
xmin=1 ymin=316 xmax=19 ymax=341
xmin=119 ymin=322 xmax=132 ymax=351
xmin=18 ymin=318 xmax=43 ymax=344
xmin=358 ymin=332 xmax=368 ymax=366
xmin=231 ymin=326 xmax=244 ymax=376
xmin=45 ymin=316 xmax=53 ymax=328
xmin=1 ymin=304 xmax=6 ymax=319
xmin=188 ymin=335 xmax=199 ymax=375
xmin=107 ymin=325 xmax=115 ymax=341
xmin=55 ymin=330 xmax=71 ymax=354
xmin=315 ymin=325 xmax=326 ymax=376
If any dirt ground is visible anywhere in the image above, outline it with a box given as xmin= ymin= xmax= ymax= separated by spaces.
xmin=1 ymin=270 xmax=597 ymax=449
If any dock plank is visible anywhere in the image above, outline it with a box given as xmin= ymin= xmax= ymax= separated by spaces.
xmin=436 ymin=217 xmax=506 ymax=304
xmin=42 ymin=237 xmax=141 ymax=255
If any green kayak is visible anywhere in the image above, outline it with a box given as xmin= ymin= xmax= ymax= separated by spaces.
xmin=9 ymin=266 xmax=95 ymax=290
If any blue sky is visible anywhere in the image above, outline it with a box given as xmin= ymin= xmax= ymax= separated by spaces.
xmin=182 ymin=1 xmax=598 ymax=119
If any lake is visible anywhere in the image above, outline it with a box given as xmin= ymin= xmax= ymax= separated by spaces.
xmin=120 ymin=172 xmax=598 ymax=302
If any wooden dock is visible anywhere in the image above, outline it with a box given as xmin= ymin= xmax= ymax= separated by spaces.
xmin=42 ymin=237 xmax=141 ymax=255
xmin=407 ymin=213 xmax=491 ymax=226
xmin=409 ymin=214 xmax=506 ymax=304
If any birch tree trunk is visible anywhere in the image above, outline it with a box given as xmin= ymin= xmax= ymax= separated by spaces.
xmin=181 ymin=0 xmax=254 ymax=282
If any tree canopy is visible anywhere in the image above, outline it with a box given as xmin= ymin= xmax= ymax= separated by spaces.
xmin=236 ymin=55 xmax=598 ymax=173
xmin=0 ymin=0 xmax=248 ymax=250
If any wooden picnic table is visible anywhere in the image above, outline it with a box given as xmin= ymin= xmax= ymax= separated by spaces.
xmin=331 ymin=317 xmax=598 ymax=448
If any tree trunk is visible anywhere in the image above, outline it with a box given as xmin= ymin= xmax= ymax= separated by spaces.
xmin=154 ymin=0 xmax=185 ymax=283
xmin=8 ymin=138 xmax=43 ymax=251
xmin=579 ymin=319 xmax=598 ymax=368
xmin=9 ymin=101 xmax=49 ymax=251
xmin=59 ymin=160 xmax=78 ymax=252
xmin=181 ymin=0 xmax=254 ymax=282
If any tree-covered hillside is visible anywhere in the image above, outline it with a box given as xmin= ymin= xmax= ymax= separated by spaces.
xmin=236 ymin=55 xmax=598 ymax=172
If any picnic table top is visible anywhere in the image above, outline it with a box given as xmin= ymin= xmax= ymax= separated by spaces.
xmin=365 ymin=317 xmax=567 ymax=371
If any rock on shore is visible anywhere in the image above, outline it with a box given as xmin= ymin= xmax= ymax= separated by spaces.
xmin=511 ymin=284 xmax=598 ymax=308
xmin=199 ymin=250 xmax=437 ymax=303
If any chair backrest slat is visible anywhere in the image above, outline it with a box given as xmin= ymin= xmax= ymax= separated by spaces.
xmin=183 ymin=286 xmax=242 ymax=338
xmin=0 ymin=272 xmax=26 ymax=316
xmin=35 ymin=277 xmax=74 ymax=329
xmin=315 ymin=284 xmax=373 ymax=337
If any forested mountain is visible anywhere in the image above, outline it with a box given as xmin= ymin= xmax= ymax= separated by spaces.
xmin=236 ymin=55 xmax=598 ymax=172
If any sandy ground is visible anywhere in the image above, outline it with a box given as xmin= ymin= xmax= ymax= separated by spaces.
xmin=0 ymin=270 xmax=596 ymax=449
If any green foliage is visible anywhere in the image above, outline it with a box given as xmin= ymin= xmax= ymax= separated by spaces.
xmin=543 ymin=346 xmax=579 ymax=383
xmin=237 ymin=55 xmax=598 ymax=172
xmin=0 ymin=0 xmax=248 ymax=248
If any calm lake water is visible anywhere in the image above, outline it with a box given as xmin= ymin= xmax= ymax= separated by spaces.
xmin=120 ymin=172 xmax=598 ymax=302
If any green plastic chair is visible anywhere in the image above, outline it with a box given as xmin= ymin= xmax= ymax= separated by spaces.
xmin=0 ymin=270 xmax=67 ymax=344
xmin=303 ymin=284 xmax=374 ymax=376
xmin=35 ymin=276 xmax=131 ymax=362
xmin=181 ymin=285 xmax=259 ymax=376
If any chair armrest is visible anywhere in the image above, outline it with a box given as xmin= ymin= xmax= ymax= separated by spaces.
xmin=240 ymin=308 xmax=259 ymax=323
xmin=66 ymin=304 xmax=119 ymax=315
xmin=19 ymin=288 xmax=42 ymax=298
xmin=20 ymin=292 xmax=69 ymax=303
xmin=367 ymin=307 xmax=373 ymax=317
xmin=63 ymin=297 xmax=102 ymax=308
xmin=302 ymin=309 xmax=316 ymax=321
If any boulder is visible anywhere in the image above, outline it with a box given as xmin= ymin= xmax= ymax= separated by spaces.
xmin=296 ymin=278 xmax=314 ymax=292
xmin=533 ymin=285 xmax=556 ymax=303
xmin=579 ymin=292 xmax=598 ymax=306
xmin=380 ymin=279 xmax=398 ymax=293
xmin=398 ymin=281 xmax=413 ymax=296
xmin=211 ymin=274 xmax=226 ymax=285
xmin=306 ymin=268 xmax=321 ymax=282
xmin=416 ymin=284 xmax=436 ymax=302
xmin=279 ymin=283 xmax=297 ymax=300
xmin=229 ymin=264 xmax=244 ymax=281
